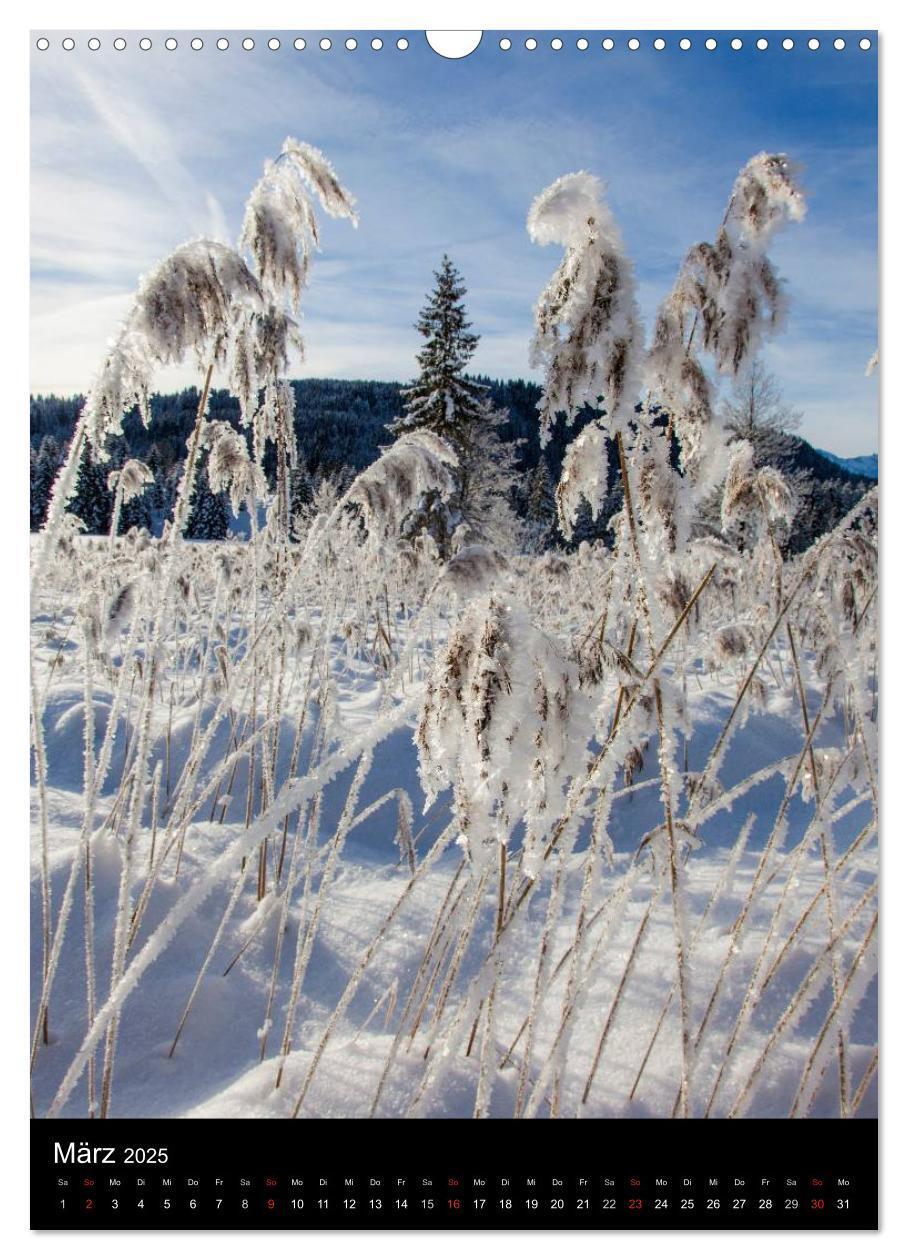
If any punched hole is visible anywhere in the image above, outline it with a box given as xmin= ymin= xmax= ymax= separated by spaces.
xmin=425 ymin=31 xmax=482 ymax=58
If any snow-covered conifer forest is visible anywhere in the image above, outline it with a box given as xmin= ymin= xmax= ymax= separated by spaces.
xmin=30 ymin=140 xmax=877 ymax=1121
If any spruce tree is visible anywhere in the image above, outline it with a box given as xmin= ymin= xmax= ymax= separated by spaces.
xmin=186 ymin=464 xmax=228 ymax=541
xmin=288 ymin=464 xmax=316 ymax=540
xmin=69 ymin=441 xmax=112 ymax=534
xmin=525 ymin=457 xmax=557 ymax=552
xmin=119 ymin=486 xmax=153 ymax=535
xmin=394 ymin=256 xmax=487 ymax=446
xmin=393 ymin=256 xmax=519 ymax=550
xmin=29 ymin=447 xmax=40 ymax=531
xmin=31 ymin=435 xmax=63 ymax=530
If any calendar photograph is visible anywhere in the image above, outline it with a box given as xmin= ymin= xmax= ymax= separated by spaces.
xmin=29 ymin=27 xmax=877 ymax=1154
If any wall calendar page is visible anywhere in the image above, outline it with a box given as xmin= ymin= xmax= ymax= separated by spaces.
xmin=27 ymin=23 xmax=879 ymax=1234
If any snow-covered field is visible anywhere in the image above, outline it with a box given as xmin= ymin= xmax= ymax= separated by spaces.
xmin=30 ymin=526 xmax=878 ymax=1122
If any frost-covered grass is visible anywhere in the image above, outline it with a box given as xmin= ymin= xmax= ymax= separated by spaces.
xmin=30 ymin=509 xmax=877 ymax=1121
xmin=29 ymin=140 xmax=878 ymax=1122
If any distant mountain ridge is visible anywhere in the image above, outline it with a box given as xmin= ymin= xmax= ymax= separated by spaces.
xmin=816 ymin=449 xmax=878 ymax=481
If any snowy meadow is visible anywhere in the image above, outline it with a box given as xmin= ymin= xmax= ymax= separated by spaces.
xmin=30 ymin=142 xmax=878 ymax=1121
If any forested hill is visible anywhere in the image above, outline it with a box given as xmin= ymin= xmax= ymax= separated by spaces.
xmin=29 ymin=377 xmax=874 ymax=551
xmin=29 ymin=378 xmax=545 ymax=479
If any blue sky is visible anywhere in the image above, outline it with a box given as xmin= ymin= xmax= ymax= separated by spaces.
xmin=30 ymin=31 xmax=878 ymax=455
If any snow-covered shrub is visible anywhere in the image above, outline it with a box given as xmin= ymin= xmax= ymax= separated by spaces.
xmin=205 ymin=423 xmax=267 ymax=515
xmin=240 ymin=137 xmax=358 ymax=310
xmin=647 ymin=156 xmax=804 ymax=492
xmin=331 ymin=430 xmax=458 ymax=544
xmin=417 ymin=594 xmax=590 ymax=878
xmin=721 ymin=440 xmax=797 ymax=539
xmin=528 ymin=172 xmax=642 ymax=534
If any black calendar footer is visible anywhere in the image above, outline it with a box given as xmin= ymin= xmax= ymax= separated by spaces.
xmin=31 ymin=1116 xmax=878 ymax=1230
